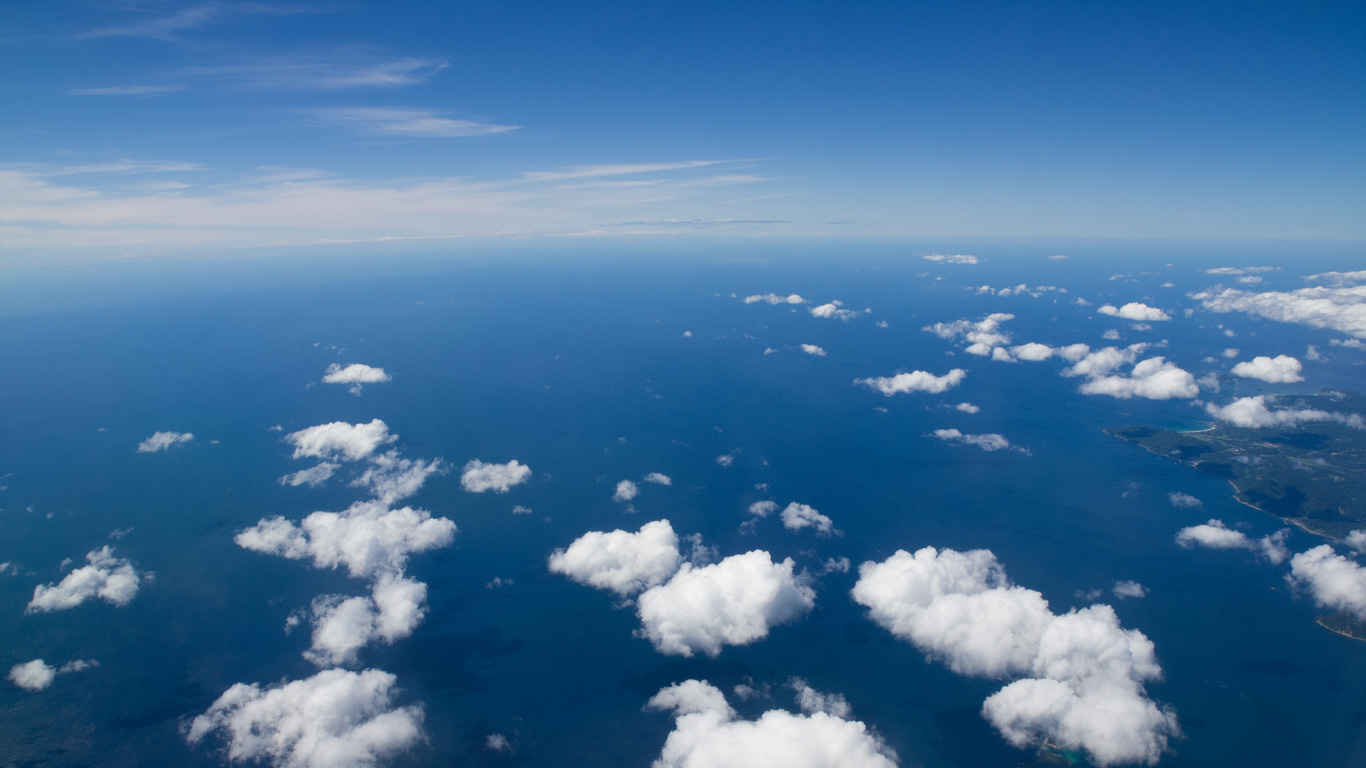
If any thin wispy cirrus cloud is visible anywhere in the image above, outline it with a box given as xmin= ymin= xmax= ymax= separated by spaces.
xmin=308 ymin=107 xmax=518 ymax=138
xmin=69 ymin=85 xmax=190 ymax=97
xmin=0 ymin=159 xmax=775 ymax=255
xmin=73 ymin=2 xmax=319 ymax=41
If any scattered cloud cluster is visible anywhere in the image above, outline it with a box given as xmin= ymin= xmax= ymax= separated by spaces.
xmin=647 ymin=679 xmax=897 ymax=768
xmin=27 ymin=546 xmax=142 ymax=613
xmin=550 ymin=521 xmax=815 ymax=657
xmin=186 ymin=668 xmax=424 ymax=768
xmin=1063 ymin=346 xmax=1198 ymax=400
xmin=1098 ymin=303 xmax=1171 ymax=322
xmin=1229 ymin=355 xmax=1304 ymax=383
xmin=922 ymin=253 xmax=978 ymax=265
xmin=931 ymin=429 xmax=1028 ymax=454
xmin=744 ymin=293 xmax=806 ymax=305
xmin=287 ymin=420 xmax=396 ymax=462
xmin=8 ymin=658 xmax=98 ymax=691
xmin=925 ymin=313 xmax=1015 ymax=356
xmin=138 ymin=430 xmax=194 ymax=453
xmin=1287 ymin=545 xmax=1366 ymax=620
xmin=322 ymin=363 xmax=392 ymax=395
xmin=974 ymin=284 xmax=1064 ymax=298
xmin=1175 ymin=520 xmax=1289 ymax=564
xmin=1192 ymin=281 xmax=1366 ymax=340
xmin=460 ymin=459 xmax=532 ymax=493
xmin=855 ymin=369 xmax=966 ymax=396
xmin=852 ymin=547 xmax=1179 ymax=766
xmin=1204 ymin=396 xmax=1362 ymax=429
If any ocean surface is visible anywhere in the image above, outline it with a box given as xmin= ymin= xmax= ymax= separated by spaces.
xmin=1 ymin=240 xmax=1364 ymax=767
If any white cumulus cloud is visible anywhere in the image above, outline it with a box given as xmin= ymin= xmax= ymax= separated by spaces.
xmin=287 ymin=420 xmax=396 ymax=461
xmin=1288 ymin=545 xmax=1366 ymax=620
xmin=1230 ymin=355 xmax=1304 ymax=383
xmin=459 ymin=459 xmax=531 ymax=493
xmin=1097 ymin=303 xmax=1171 ymax=322
xmin=781 ymin=503 xmax=836 ymax=535
xmin=9 ymin=659 xmax=55 ymax=691
xmin=1192 ymin=282 xmax=1366 ymax=339
xmin=305 ymin=573 xmax=428 ymax=667
xmin=186 ymin=668 xmax=424 ymax=768
xmin=647 ymin=679 xmax=897 ymax=768
xmin=852 ymin=547 xmax=1179 ymax=767
xmin=614 ymin=479 xmax=640 ymax=503
xmin=931 ymin=429 xmax=1027 ymax=454
xmin=1167 ymin=492 xmax=1202 ymax=509
xmin=138 ymin=430 xmax=193 ymax=453
xmin=1204 ymin=395 xmax=1361 ymax=429
xmin=27 ymin=546 xmax=142 ymax=613
xmin=855 ymin=369 xmax=966 ymax=396
xmin=800 ymin=344 xmax=827 ymax=356
xmin=810 ymin=303 xmax=857 ymax=321
xmin=1175 ymin=519 xmax=1289 ymax=564
xmin=280 ymin=462 xmax=340 ymax=489
xmin=744 ymin=293 xmax=806 ymax=305
xmin=323 ymin=363 xmax=392 ymax=385
xmin=351 ymin=452 xmax=447 ymax=505
xmin=643 ymin=472 xmax=672 ymax=486
xmin=548 ymin=520 xmax=683 ymax=596
xmin=1077 ymin=357 xmax=1198 ymax=400
xmin=922 ymin=253 xmax=978 ymax=265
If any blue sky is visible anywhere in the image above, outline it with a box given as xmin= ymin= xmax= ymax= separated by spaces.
xmin=1 ymin=0 xmax=1362 ymax=257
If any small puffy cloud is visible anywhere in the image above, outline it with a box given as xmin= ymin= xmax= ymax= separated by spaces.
xmin=800 ymin=344 xmax=827 ymax=357
xmin=352 ymin=452 xmax=447 ymax=505
xmin=186 ymin=668 xmax=424 ymax=768
xmin=9 ymin=659 xmax=55 ymax=691
xmin=1204 ymin=395 xmax=1360 ymax=429
xmin=647 ymin=680 xmax=896 ymax=768
xmin=852 ymin=547 xmax=1178 ymax=766
xmin=922 ymin=253 xmax=978 ymax=265
xmin=636 ymin=551 xmax=816 ymax=657
xmin=236 ymin=500 xmax=456 ymax=579
xmin=1010 ymin=343 xmax=1055 ymax=362
xmin=460 ymin=459 xmax=531 ymax=493
xmin=1097 ymin=303 xmax=1171 ymax=322
xmin=280 ymin=462 xmax=340 ymax=489
xmin=954 ymin=402 xmax=980 ymax=414
xmin=781 ymin=503 xmax=835 ymax=536
xmin=511 ymin=505 xmax=533 ymax=515
xmin=1112 ymin=581 xmax=1149 ymax=599
xmin=27 ymin=546 xmax=142 ymax=613
xmin=138 ymin=430 xmax=193 ymax=453
xmin=486 ymin=733 xmax=512 ymax=753
xmin=1192 ymin=283 xmax=1366 ymax=340
xmin=744 ymin=293 xmax=806 ymax=305
xmin=322 ymin=363 xmax=391 ymax=394
xmin=855 ymin=369 xmax=966 ymax=396
xmin=748 ymin=500 xmax=779 ymax=518
xmin=810 ymin=303 xmax=857 ymax=321
xmin=716 ymin=454 xmax=734 ymax=467
xmin=643 ymin=472 xmax=672 ymax=486
xmin=305 ymin=573 xmax=428 ymax=666
xmin=1077 ymin=357 xmax=1199 ymax=400
xmin=614 ymin=479 xmax=640 ymax=503
xmin=1175 ymin=520 xmax=1289 ymax=564
xmin=932 ymin=429 xmax=1026 ymax=454
xmin=1287 ymin=545 xmax=1366 ymax=621
xmin=1230 ymin=355 xmax=1304 ymax=383
xmin=1167 ymin=492 xmax=1202 ymax=509
xmin=548 ymin=519 xmax=683 ymax=596
xmin=287 ymin=420 xmax=395 ymax=462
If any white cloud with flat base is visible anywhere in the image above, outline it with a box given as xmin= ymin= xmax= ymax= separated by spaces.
xmin=780 ymin=502 xmax=836 ymax=535
xmin=1287 ymin=545 xmax=1366 ymax=621
xmin=459 ymin=459 xmax=531 ymax=493
xmin=548 ymin=519 xmax=683 ymax=596
xmin=647 ymin=679 xmax=897 ymax=768
xmin=27 ymin=546 xmax=142 ymax=613
xmin=852 ymin=546 xmax=1179 ymax=767
xmin=186 ymin=668 xmax=424 ymax=768
xmin=855 ymin=369 xmax=966 ymax=396
xmin=1230 ymin=354 xmax=1303 ymax=383
xmin=287 ymin=420 xmax=396 ymax=461
xmin=1097 ymin=303 xmax=1171 ymax=322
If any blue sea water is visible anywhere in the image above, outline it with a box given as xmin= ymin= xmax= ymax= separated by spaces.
xmin=1 ymin=240 xmax=1364 ymax=767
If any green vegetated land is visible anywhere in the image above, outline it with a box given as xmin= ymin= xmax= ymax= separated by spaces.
xmin=1109 ymin=391 xmax=1366 ymax=539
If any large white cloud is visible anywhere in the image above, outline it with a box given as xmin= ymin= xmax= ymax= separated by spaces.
xmin=1204 ymin=395 xmax=1361 ymax=429
xmin=1230 ymin=355 xmax=1304 ymax=383
xmin=855 ymin=369 xmax=966 ymax=396
xmin=186 ymin=668 xmax=424 ymax=768
xmin=27 ymin=546 xmax=142 ymax=613
xmin=852 ymin=547 xmax=1179 ymax=766
xmin=287 ymin=420 xmax=396 ymax=462
xmin=138 ymin=430 xmax=193 ymax=453
xmin=459 ymin=459 xmax=531 ymax=493
xmin=636 ymin=550 xmax=816 ymax=657
xmin=305 ymin=573 xmax=428 ymax=667
xmin=548 ymin=519 xmax=683 ymax=596
xmin=646 ymin=679 xmax=897 ymax=768
xmin=1287 ymin=545 xmax=1366 ymax=620
xmin=1076 ymin=357 xmax=1199 ymax=400
xmin=780 ymin=503 xmax=835 ymax=535
xmin=1175 ymin=519 xmax=1289 ymax=564
xmin=1192 ymin=282 xmax=1366 ymax=339
xmin=1097 ymin=303 xmax=1171 ymax=322
xmin=235 ymin=500 xmax=456 ymax=579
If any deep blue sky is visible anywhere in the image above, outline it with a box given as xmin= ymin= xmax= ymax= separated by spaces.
xmin=1 ymin=0 xmax=1362 ymax=257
